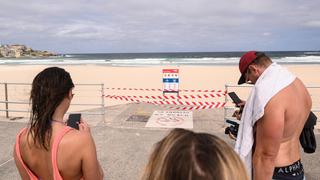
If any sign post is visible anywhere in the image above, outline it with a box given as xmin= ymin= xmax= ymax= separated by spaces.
xmin=162 ymin=69 xmax=179 ymax=96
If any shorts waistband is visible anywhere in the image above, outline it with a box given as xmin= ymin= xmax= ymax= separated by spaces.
xmin=273 ymin=159 xmax=304 ymax=180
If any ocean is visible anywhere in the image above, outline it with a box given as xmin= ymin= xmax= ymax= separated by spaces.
xmin=1 ymin=51 xmax=320 ymax=66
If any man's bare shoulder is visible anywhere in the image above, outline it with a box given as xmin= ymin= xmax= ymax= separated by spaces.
xmin=264 ymin=90 xmax=286 ymax=113
xmin=271 ymin=78 xmax=311 ymax=111
xmin=265 ymin=78 xmax=300 ymax=109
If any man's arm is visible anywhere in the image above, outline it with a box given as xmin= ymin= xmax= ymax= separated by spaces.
xmin=253 ymin=100 xmax=284 ymax=180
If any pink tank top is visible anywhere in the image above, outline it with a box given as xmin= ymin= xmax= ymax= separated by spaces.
xmin=15 ymin=126 xmax=73 ymax=180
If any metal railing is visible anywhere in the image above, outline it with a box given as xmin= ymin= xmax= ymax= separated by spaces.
xmin=224 ymin=84 xmax=320 ymax=121
xmin=0 ymin=82 xmax=105 ymax=121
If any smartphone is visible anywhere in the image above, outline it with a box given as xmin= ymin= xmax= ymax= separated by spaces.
xmin=67 ymin=113 xmax=81 ymax=130
xmin=228 ymin=92 xmax=242 ymax=106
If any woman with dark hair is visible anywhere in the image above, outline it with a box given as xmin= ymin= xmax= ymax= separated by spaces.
xmin=141 ymin=128 xmax=249 ymax=180
xmin=13 ymin=67 xmax=104 ymax=180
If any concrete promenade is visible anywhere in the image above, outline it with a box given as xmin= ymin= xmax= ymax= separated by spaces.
xmin=0 ymin=103 xmax=319 ymax=180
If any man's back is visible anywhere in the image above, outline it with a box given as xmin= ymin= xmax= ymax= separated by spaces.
xmin=265 ymin=78 xmax=312 ymax=166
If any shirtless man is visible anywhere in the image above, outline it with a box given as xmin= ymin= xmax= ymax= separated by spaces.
xmin=236 ymin=51 xmax=312 ymax=180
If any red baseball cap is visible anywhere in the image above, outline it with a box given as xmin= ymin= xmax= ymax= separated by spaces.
xmin=238 ymin=51 xmax=258 ymax=85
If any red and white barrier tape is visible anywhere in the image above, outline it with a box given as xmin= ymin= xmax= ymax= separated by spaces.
xmin=169 ymin=104 xmax=225 ymax=110
xmin=105 ymin=92 xmax=226 ymax=100
xmin=105 ymin=95 xmax=225 ymax=109
xmin=106 ymin=87 xmax=225 ymax=93
xmin=105 ymin=95 xmax=221 ymax=106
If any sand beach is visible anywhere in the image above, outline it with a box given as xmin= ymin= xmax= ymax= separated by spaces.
xmin=0 ymin=64 xmax=320 ymax=179
xmin=0 ymin=64 xmax=320 ymax=111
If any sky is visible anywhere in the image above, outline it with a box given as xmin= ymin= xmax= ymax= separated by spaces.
xmin=1 ymin=0 xmax=320 ymax=53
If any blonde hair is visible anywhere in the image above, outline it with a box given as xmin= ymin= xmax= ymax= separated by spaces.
xmin=141 ymin=128 xmax=249 ymax=180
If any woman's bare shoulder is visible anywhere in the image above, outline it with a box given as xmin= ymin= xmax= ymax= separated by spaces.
xmin=61 ymin=128 xmax=94 ymax=148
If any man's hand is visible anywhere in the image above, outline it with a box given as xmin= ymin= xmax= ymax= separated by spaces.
xmin=235 ymin=100 xmax=246 ymax=108
xmin=228 ymin=132 xmax=237 ymax=140
xmin=232 ymin=100 xmax=245 ymax=120
xmin=232 ymin=110 xmax=242 ymax=120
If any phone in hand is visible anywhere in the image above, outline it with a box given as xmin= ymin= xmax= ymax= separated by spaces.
xmin=228 ymin=92 xmax=242 ymax=107
xmin=67 ymin=113 xmax=81 ymax=130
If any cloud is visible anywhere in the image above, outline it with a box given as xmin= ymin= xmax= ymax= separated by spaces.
xmin=262 ymin=32 xmax=271 ymax=36
xmin=0 ymin=18 xmax=48 ymax=33
xmin=54 ymin=23 xmax=112 ymax=39
xmin=304 ymin=20 xmax=320 ymax=27
xmin=1 ymin=0 xmax=320 ymax=52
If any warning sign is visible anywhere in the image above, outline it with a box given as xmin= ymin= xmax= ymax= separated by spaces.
xmin=145 ymin=110 xmax=193 ymax=129
xmin=162 ymin=69 xmax=179 ymax=93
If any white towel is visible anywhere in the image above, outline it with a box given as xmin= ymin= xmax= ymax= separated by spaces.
xmin=234 ymin=63 xmax=296 ymax=178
